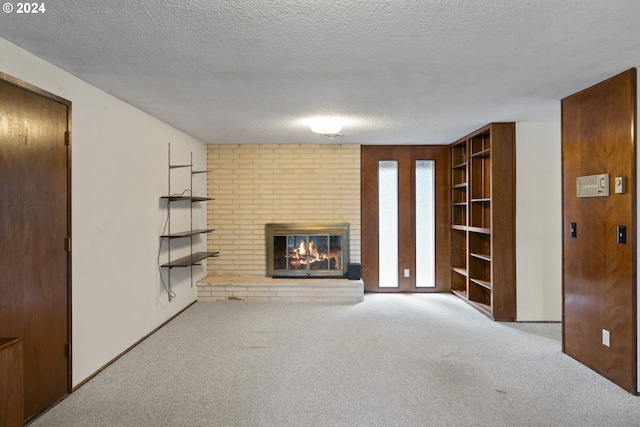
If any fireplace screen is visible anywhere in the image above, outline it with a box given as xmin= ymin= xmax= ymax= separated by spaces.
xmin=266 ymin=223 xmax=349 ymax=278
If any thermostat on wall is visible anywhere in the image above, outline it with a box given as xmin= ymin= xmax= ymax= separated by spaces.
xmin=615 ymin=176 xmax=627 ymax=194
xmin=576 ymin=174 xmax=609 ymax=198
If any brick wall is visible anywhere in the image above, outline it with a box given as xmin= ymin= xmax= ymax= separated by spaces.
xmin=206 ymin=144 xmax=361 ymax=277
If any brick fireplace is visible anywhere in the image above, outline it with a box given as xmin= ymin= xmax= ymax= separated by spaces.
xmin=198 ymin=144 xmax=363 ymax=302
xmin=204 ymin=144 xmax=361 ymax=278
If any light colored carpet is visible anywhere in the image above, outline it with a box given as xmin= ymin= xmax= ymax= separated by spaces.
xmin=30 ymin=294 xmax=640 ymax=426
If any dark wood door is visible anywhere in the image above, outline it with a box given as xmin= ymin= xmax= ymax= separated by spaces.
xmin=562 ymin=69 xmax=636 ymax=393
xmin=361 ymin=145 xmax=449 ymax=292
xmin=0 ymin=75 xmax=71 ymax=419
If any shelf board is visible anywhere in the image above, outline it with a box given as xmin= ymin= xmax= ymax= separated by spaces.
xmin=451 ymin=289 xmax=468 ymax=299
xmin=451 ymin=267 xmax=468 ymax=277
xmin=469 ymin=278 xmax=492 ymax=290
xmin=467 ymin=226 xmax=491 ymax=234
xmin=161 ymin=251 xmax=219 ymax=268
xmin=452 ymin=293 xmax=493 ymax=319
xmin=451 ymin=224 xmax=467 ymax=231
xmin=192 ymin=170 xmax=210 ymax=175
xmin=468 ymin=299 xmax=491 ymax=315
xmin=470 ymin=148 xmax=490 ymax=158
xmin=451 ymin=290 xmax=493 ymax=316
xmin=452 ymin=202 xmax=467 ymax=207
xmin=161 ymin=228 xmax=215 ymax=238
xmin=470 ymin=252 xmax=491 ymax=262
xmin=451 ymin=162 xmax=467 ymax=169
xmin=169 ymin=164 xmax=191 ymax=169
xmin=470 ymin=198 xmax=491 ymax=203
xmin=452 ymin=183 xmax=467 ymax=189
xmin=161 ymin=196 xmax=213 ymax=202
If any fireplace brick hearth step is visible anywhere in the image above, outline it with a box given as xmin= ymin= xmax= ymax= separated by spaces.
xmin=196 ymin=276 xmax=364 ymax=303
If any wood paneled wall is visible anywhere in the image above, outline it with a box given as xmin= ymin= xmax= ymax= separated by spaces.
xmin=562 ymin=69 xmax=637 ymax=393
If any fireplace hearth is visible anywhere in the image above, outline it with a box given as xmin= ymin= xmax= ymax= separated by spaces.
xmin=266 ymin=223 xmax=349 ymax=278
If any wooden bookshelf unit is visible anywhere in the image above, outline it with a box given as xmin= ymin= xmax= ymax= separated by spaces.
xmin=449 ymin=123 xmax=516 ymax=321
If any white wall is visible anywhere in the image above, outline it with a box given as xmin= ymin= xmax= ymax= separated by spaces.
xmin=515 ymin=122 xmax=562 ymax=321
xmin=0 ymin=38 xmax=207 ymax=386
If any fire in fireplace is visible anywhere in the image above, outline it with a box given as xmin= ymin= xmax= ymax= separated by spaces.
xmin=265 ymin=223 xmax=349 ymax=278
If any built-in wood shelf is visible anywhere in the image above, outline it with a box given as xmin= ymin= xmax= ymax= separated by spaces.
xmin=451 ymin=267 xmax=468 ymax=277
xmin=470 ymin=252 xmax=491 ymax=262
xmin=470 ymin=148 xmax=491 ymax=158
xmin=470 ymin=278 xmax=492 ymax=289
xmin=449 ymin=123 xmax=515 ymax=321
xmin=451 ymin=289 xmax=468 ymax=299
xmin=472 ymin=300 xmax=491 ymax=315
xmin=467 ymin=226 xmax=491 ymax=235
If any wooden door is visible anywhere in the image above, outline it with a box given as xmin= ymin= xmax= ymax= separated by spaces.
xmin=562 ymin=69 xmax=636 ymax=393
xmin=361 ymin=145 xmax=449 ymax=292
xmin=0 ymin=74 xmax=71 ymax=420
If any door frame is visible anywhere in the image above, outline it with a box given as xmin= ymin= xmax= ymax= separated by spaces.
xmin=361 ymin=145 xmax=450 ymax=293
xmin=0 ymin=72 xmax=73 ymax=396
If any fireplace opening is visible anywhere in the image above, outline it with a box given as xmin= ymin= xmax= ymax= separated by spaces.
xmin=266 ymin=223 xmax=349 ymax=278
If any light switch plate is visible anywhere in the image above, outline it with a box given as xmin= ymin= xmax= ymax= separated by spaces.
xmin=617 ymin=225 xmax=627 ymax=244
xmin=603 ymin=329 xmax=610 ymax=347
xmin=403 ymin=269 xmax=410 ymax=278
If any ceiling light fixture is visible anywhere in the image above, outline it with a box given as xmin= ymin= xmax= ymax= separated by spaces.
xmin=309 ymin=117 xmax=343 ymax=140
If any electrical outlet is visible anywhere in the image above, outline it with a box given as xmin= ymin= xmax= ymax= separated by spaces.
xmin=602 ymin=329 xmax=610 ymax=347
xmin=403 ymin=269 xmax=410 ymax=278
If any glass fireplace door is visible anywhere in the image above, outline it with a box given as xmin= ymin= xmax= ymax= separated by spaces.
xmin=266 ymin=223 xmax=349 ymax=278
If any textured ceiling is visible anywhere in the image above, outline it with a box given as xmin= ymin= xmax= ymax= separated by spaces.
xmin=1 ymin=0 xmax=640 ymax=145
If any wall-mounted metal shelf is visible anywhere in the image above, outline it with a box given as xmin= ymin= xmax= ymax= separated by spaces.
xmin=160 ymin=143 xmax=218 ymax=301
